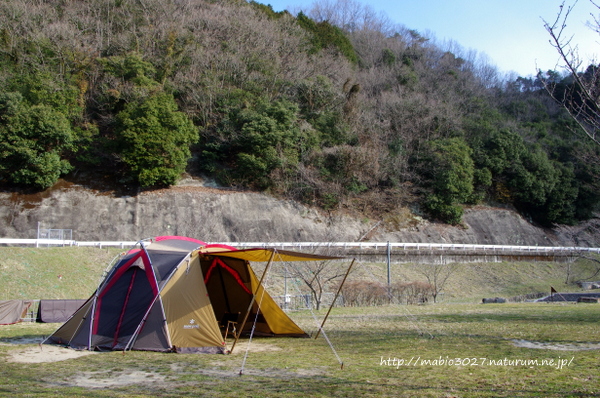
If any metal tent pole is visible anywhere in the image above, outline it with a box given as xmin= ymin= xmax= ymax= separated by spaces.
xmin=229 ymin=249 xmax=276 ymax=354
xmin=314 ymin=258 xmax=355 ymax=339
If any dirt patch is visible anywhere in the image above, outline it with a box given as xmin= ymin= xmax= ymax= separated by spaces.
xmin=170 ymin=362 xmax=328 ymax=379
xmin=511 ymin=339 xmax=600 ymax=351
xmin=235 ymin=366 xmax=329 ymax=378
xmin=0 ymin=337 xmax=44 ymax=345
xmin=225 ymin=341 xmax=282 ymax=354
xmin=69 ymin=364 xmax=326 ymax=388
xmin=6 ymin=340 xmax=281 ymax=365
xmin=71 ymin=370 xmax=166 ymax=388
xmin=4 ymin=340 xmax=325 ymax=388
xmin=8 ymin=344 xmax=95 ymax=363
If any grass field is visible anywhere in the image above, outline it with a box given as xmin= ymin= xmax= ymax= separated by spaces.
xmin=1 ymin=247 xmax=599 ymax=397
xmin=1 ymin=246 xmax=596 ymax=302
xmin=1 ymin=303 xmax=599 ymax=397
xmin=0 ymin=247 xmax=122 ymax=300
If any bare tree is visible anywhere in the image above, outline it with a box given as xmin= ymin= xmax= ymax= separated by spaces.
xmin=287 ymin=258 xmax=349 ymax=310
xmin=566 ymin=251 xmax=600 ymax=284
xmin=307 ymin=0 xmax=395 ymax=34
xmin=413 ymin=257 xmax=459 ymax=303
xmin=542 ymin=1 xmax=600 ymax=145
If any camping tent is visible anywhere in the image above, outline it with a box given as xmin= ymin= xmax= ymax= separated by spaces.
xmin=44 ymin=236 xmax=340 ymax=354
xmin=0 ymin=300 xmax=32 ymax=325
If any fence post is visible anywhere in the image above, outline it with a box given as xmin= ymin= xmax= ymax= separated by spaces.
xmin=387 ymin=241 xmax=391 ymax=287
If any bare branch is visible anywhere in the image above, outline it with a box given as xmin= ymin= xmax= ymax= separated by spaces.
xmin=573 ymin=253 xmax=600 ymax=281
xmin=541 ymin=1 xmax=600 ymax=145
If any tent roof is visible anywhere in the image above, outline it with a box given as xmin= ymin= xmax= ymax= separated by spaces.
xmin=141 ymin=236 xmax=344 ymax=262
xmin=200 ymin=248 xmax=343 ymax=262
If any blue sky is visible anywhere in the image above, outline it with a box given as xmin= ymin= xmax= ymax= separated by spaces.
xmin=261 ymin=0 xmax=598 ymax=77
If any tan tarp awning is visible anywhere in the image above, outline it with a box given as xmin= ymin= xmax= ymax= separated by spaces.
xmin=199 ymin=248 xmax=343 ymax=262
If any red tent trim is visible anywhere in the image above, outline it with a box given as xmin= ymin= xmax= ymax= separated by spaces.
xmin=155 ymin=236 xmax=206 ymax=245
xmin=93 ymin=250 xmax=157 ymax=334
xmin=204 ymin=258 xmax=252 ymax=295
xmin=204 ymin=243 xmax=238 ymax=251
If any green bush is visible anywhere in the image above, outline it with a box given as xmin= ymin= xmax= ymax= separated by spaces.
xmin=113 ymin=93 xmax=198 ymax=187
xmin=7 ymin=71 xmax=83 ymax=121
xmin=296 ymin=12 xmax=358 ymax=64
xmin=419 ymin=137 xmax=474 ymax=223
xmin=202 ymin=98 xmax=302 ymax=189
xmin=423 ymin=194 xmax=464 ymax=225
xmin=474 ymin=128 xmax=582 ymax=225
xmin=0 ymin=92 xmax=74 ymax=189
xmin=99 ymin=53 xmax=159 ymax=89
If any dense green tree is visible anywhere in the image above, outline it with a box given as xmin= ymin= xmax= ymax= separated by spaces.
xmin=539 ymin=162 xmax=579 ymax=225
xmin=249 ymin=1 xmax=289 ymax=19
xmin=419 ymin=137 xmax=474 ymax=224
xmin=99 ymin=53 xmax=159 ymax=89
xmin=473 ymin=126 xmax=586 ymax=225
xmin=7 ymin=72 xmax=83 ymax=121
xmin=204 ymin=99 xmax=305 ymax=189
xmin=113 ymin=93 xmax=198 ymax=187
xmin=296 ymin=12 xmax=358 ymax=64
xmin=0 ymin=92 xmax=74 ymax=189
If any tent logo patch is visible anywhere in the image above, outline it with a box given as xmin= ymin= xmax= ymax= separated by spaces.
xmin=184 ymin=319 xmax=200 ymax=329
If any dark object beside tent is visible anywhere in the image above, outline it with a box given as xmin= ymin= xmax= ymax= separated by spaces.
xmin=536 ymin=292 xmax=600 ymax=302
xmin=482 ymin=297 xmax=506 ymax=304
xmin=37 ymin=299 xmax=87 ymax=323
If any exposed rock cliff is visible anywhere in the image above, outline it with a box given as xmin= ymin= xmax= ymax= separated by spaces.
xmin=0 ymin=178 xmax=598 ymax=246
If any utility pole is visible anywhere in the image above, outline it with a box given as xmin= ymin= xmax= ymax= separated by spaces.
xmin=284 ymin=264 xmax=288 ymax=311
xmin=387 ymin=241 xmax=391 ymax=287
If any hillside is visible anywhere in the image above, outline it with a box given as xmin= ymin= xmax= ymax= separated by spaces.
xmin=1 ymin=177 xmax=599 ymax=247
xmin=0 ymin=0 xmax=599 ymax=230
xmin=0 ymin=246 xmax=120 ymax=300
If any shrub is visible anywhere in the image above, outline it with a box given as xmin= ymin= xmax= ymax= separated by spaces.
xmin=296 ymin=12 xmax=358 ymax=64
xmin=113 ymin=93 xmax=198 ymax=187
xmin=0 ymin=92 xmax=74 ymax=189
xmin=419 ymin=137 xmax=474 ymax=224
xmin=341 ymin=280 xmax=390 ymax=306
xmin=340 ymin=280 xmax=435 ymax=306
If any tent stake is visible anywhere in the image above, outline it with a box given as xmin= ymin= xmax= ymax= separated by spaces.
xmin=315 ymin=258 xmax=355 ymax=339
xmin=230 ymin=250 xmax=276 ymax=354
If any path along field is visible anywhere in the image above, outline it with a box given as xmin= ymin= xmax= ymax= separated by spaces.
xmin=1 ymin=303 xmax=599 ymax=397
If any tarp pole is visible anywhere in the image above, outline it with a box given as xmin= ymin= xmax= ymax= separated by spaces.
xmin=314 ymin=258 xmax=355 ymax=339
xmin=87 ymin=297 xmax=98 ymax=350
xmin=230 ymin=249 xmax=276 ymax=354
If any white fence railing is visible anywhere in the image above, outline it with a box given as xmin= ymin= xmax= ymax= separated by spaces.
xmin=216 ymin=241 xmax=600 ymax=254
xmin=0 ymin=239 xmax=137 ymax=248
xmin=0 ymin=238 xmax=598 ymax=254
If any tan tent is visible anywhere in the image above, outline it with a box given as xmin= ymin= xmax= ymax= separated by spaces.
xmin=44 ymin=236 xmax=340 ymax=354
